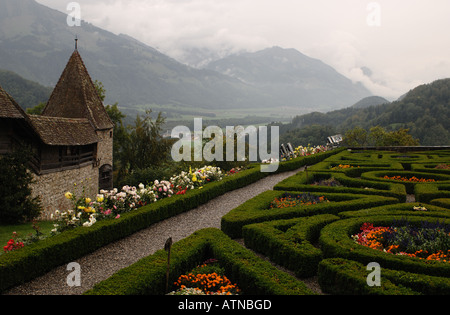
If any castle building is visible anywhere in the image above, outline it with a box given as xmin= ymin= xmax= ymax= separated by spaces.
xmin=0 ymin=48 xmax=114 ymax=220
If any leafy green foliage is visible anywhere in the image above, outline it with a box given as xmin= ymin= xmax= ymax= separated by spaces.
xmin=0 ymin=149 xmax=42 ymax=224
xmin=280 ymin=78 xmax=450 ymax=146
xmin=343 ymin=126 xmax=420 ymax=146
xmin=0 ymin=70 xmax=52 ymax=109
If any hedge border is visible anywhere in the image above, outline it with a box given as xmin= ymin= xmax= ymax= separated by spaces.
xmin=317 ymin=258 xmax=420 ymax=295
xmin=274 ymin=171 xmax=406 ymax=202
xmin=319 ymin=215 xmax=450 ymax=278
xmin=415 ymin=183 xmax=450 ymax=203
xmin=242 ymin=214 xmax=340 ymax=278
xmin=361 ymin=170 xmax=450 ymax=194
xmin=84 ymin=228 xmax=316 ymax=295
xmin=338 ymin=202 xmax=450 ymax=220
xmin=0 ymin=149 xmax=341 ymax=293
xmin=221 ymin=190 xmax=398 ymax=239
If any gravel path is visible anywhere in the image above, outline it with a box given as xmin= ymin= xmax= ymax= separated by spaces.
xmin=3 ymin=167 xmax=305 ymax=295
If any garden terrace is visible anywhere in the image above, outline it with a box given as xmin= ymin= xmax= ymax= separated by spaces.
xmin=222 ymin=148 xmax=450 ymax=295
xmin=0 ymin=149 xmax=337 ymax=293
xmin=84 ymin=228 xmax=315 ymax=295
xmin=3 ymin=148 xmax=450 ymax=296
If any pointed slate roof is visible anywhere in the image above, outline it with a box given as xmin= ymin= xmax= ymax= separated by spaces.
xmin=0 ymin=84 xmax=27 ymax=119
xmin=28 ymin=115 xmax=99 ymax=146
xmin=42 ymin=50 xmax=114 ymax=131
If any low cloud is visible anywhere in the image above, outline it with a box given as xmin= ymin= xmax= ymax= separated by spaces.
xmin=36 ymin=0 xmax=450 ymax=100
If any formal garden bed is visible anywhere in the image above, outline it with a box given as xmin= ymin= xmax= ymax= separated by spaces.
xmin=3 ymin=148 xmax=450 ymax=295
xmin=222 ymin=149 xmax=450 ymax=295
xmin=84 ymin=228 xmax=315 ymax=295
xmin=0 ymin=148 xmax=338 ymax=293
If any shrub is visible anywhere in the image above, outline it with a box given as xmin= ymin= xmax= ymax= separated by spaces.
xmin=0 ymin=148 xmax=42 ymax=224
xmin=221 ymin=190 xmax=398 ymax=239
xmin=84 ymin=228 xmax=315 ymax=295
xmin=242 ymin=214 xmax=339 ymax=277
xmin=319 ymin=215 xmax=450 ymax=277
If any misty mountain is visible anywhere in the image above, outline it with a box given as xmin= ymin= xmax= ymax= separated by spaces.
xmin=204 ymin=47 xmax=372 ymax=112
xmin=280 ymin=78 xmax=450 ymax=145
xmin=0 ymin=69 xmax=52 ymax=108
xmin=351 ymin=96 xmax=390 ymax=109
xmin=0 ymin=0 xmax=371 ymax=115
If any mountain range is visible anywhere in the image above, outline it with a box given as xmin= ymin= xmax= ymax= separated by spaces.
xmin=0 ymin=0 xmax=374 ymax=118
xmin=280 ymin=78 xmax=450 ymax=146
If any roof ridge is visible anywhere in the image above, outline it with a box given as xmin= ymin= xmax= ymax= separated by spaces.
xmin=0 ymin=83 xmax=28 ymax=119
xmin=42 ymin=50 xmax=114 ymax=130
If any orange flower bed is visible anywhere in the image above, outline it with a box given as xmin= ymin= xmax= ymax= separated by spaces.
xmin=383 ymin=175 xmax=436 ymax=182
xmin=174 ymin=272 xmax=241 ymax=295
xmin=352 ymin=222 xmax=450 ymax=263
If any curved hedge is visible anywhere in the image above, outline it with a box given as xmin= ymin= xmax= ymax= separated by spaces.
xmin=274 ymin=171 xmax=406 ymax=202
xmin=221 ymin=149 xmax=450 ymax=295
xmin=361 ymin=170 xmax=450 ymax=194
xmin=242 ymin=214 xmax=340 ymax=277
xmin=221 ymin=190 xmax=398 ymax=238
xmin=84 ymin=228 xmax=316 ymax=295
xmin=319 ymin=215 xmax=450 ymax=277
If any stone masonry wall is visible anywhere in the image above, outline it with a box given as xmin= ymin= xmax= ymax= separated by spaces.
xmin=96 ymin=129 xmax=113 ymax=167
xmin=31 ymin=164 xmax=99 ymax=220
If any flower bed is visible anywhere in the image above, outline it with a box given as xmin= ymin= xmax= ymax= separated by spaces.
xmin=1 ymin=149 xmax=342 ymax=293
xmin=319 ymin=215 xmax=450 ymax=278
xmin=85 ymin=228 xmax=315 ymax=295
xmin=169 ymin=258 xmax=241 ymax=295
xmin=269 ymin=193 xmax=328 ymax=209
xmin=352 ymin=221 xmax=450 ymax=262
xmin=383 ymin=175 xmax=436 ymax=183
xmin=274 ymin=171 xmax=407 ymax=202
xmin=221 ymin=190 xmax=398 ymax=238
xmin=50 ymin=165 xmax=228 ymax=234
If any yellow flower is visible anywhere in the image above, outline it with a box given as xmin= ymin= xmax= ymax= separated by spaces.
xmin=85 ymin=198 xmax=92 ymax=204
xmin=77 ymin=206 xmax=86 ymax=210
xmin=65 ymin=192 xmax=73 ymax=199
xmin=192 ymin=175 xmax=197 ymax=182
xmin=84 ymin=207 xmax=95 ymax=213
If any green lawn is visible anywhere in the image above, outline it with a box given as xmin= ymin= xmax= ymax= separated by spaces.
xmin=0 ymin=221 xmax=54 ymax=247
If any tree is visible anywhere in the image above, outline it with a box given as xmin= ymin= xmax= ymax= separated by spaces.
xmin=26 ymin=102 xmax=46 ymax=115
xmin=343 ymin=126 xmax=367 ymax=147
xmin=124 ymin=110 xmax=173 ymax=172
xmin=0 ymin=148 xmax=42 ymax=224
xmin=343 ymin=126 xmax=419 ymax=147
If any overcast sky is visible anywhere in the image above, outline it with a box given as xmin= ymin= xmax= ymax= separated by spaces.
xmin=36 ymin=0 xmax=450 ymax=100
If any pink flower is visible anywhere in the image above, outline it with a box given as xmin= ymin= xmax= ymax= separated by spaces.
xmin=115 ymin=214 xmax=120 ymax=219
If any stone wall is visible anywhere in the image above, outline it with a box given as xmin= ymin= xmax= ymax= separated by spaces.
xmin=31 ymin=129 xmax=113 ymax=220
xmin=31 ymin=164 xmax=99 ymax=220
xmin=96 ymin=129 xmax=113 ymax=168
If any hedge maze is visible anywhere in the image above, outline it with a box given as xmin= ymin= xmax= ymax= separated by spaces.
xmin=87 ymin=149 xmax=450 ymax=295
xmin=222 ymin=149 xmax=450 ymax=295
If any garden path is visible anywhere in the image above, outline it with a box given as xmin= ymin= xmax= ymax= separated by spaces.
xmin=4 ymin=167 xmax=306 ymax=295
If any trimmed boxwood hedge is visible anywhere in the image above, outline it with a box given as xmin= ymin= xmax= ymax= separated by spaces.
xmin=317 ymin=258 xmax=420 ymax=295
xmin=431 ymin=198 xmax=450 ymax=209
xmin=338 ymin=202 xmax=450 ymax=219
xmin=84 ymin=228 xmax=316 ymax=295
xmin=318 ymin=257 xmax=450 ymax=295
xmin=221 ymin=190 xmax=398 ymax=239
xmin=415 ymin=183 xmax=450 ymax=203
xmin=242 ymin=214 xmax=340 ymax=278
xmin=0 ymin=149 xmax=341 ymax=293
xmin=319 ymin=215 xmax=450 ymax=278
xmin=274 ymin=171 xmax=406 ymax=202
xmin=361 ymin=170 xmax=450 ymax=194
